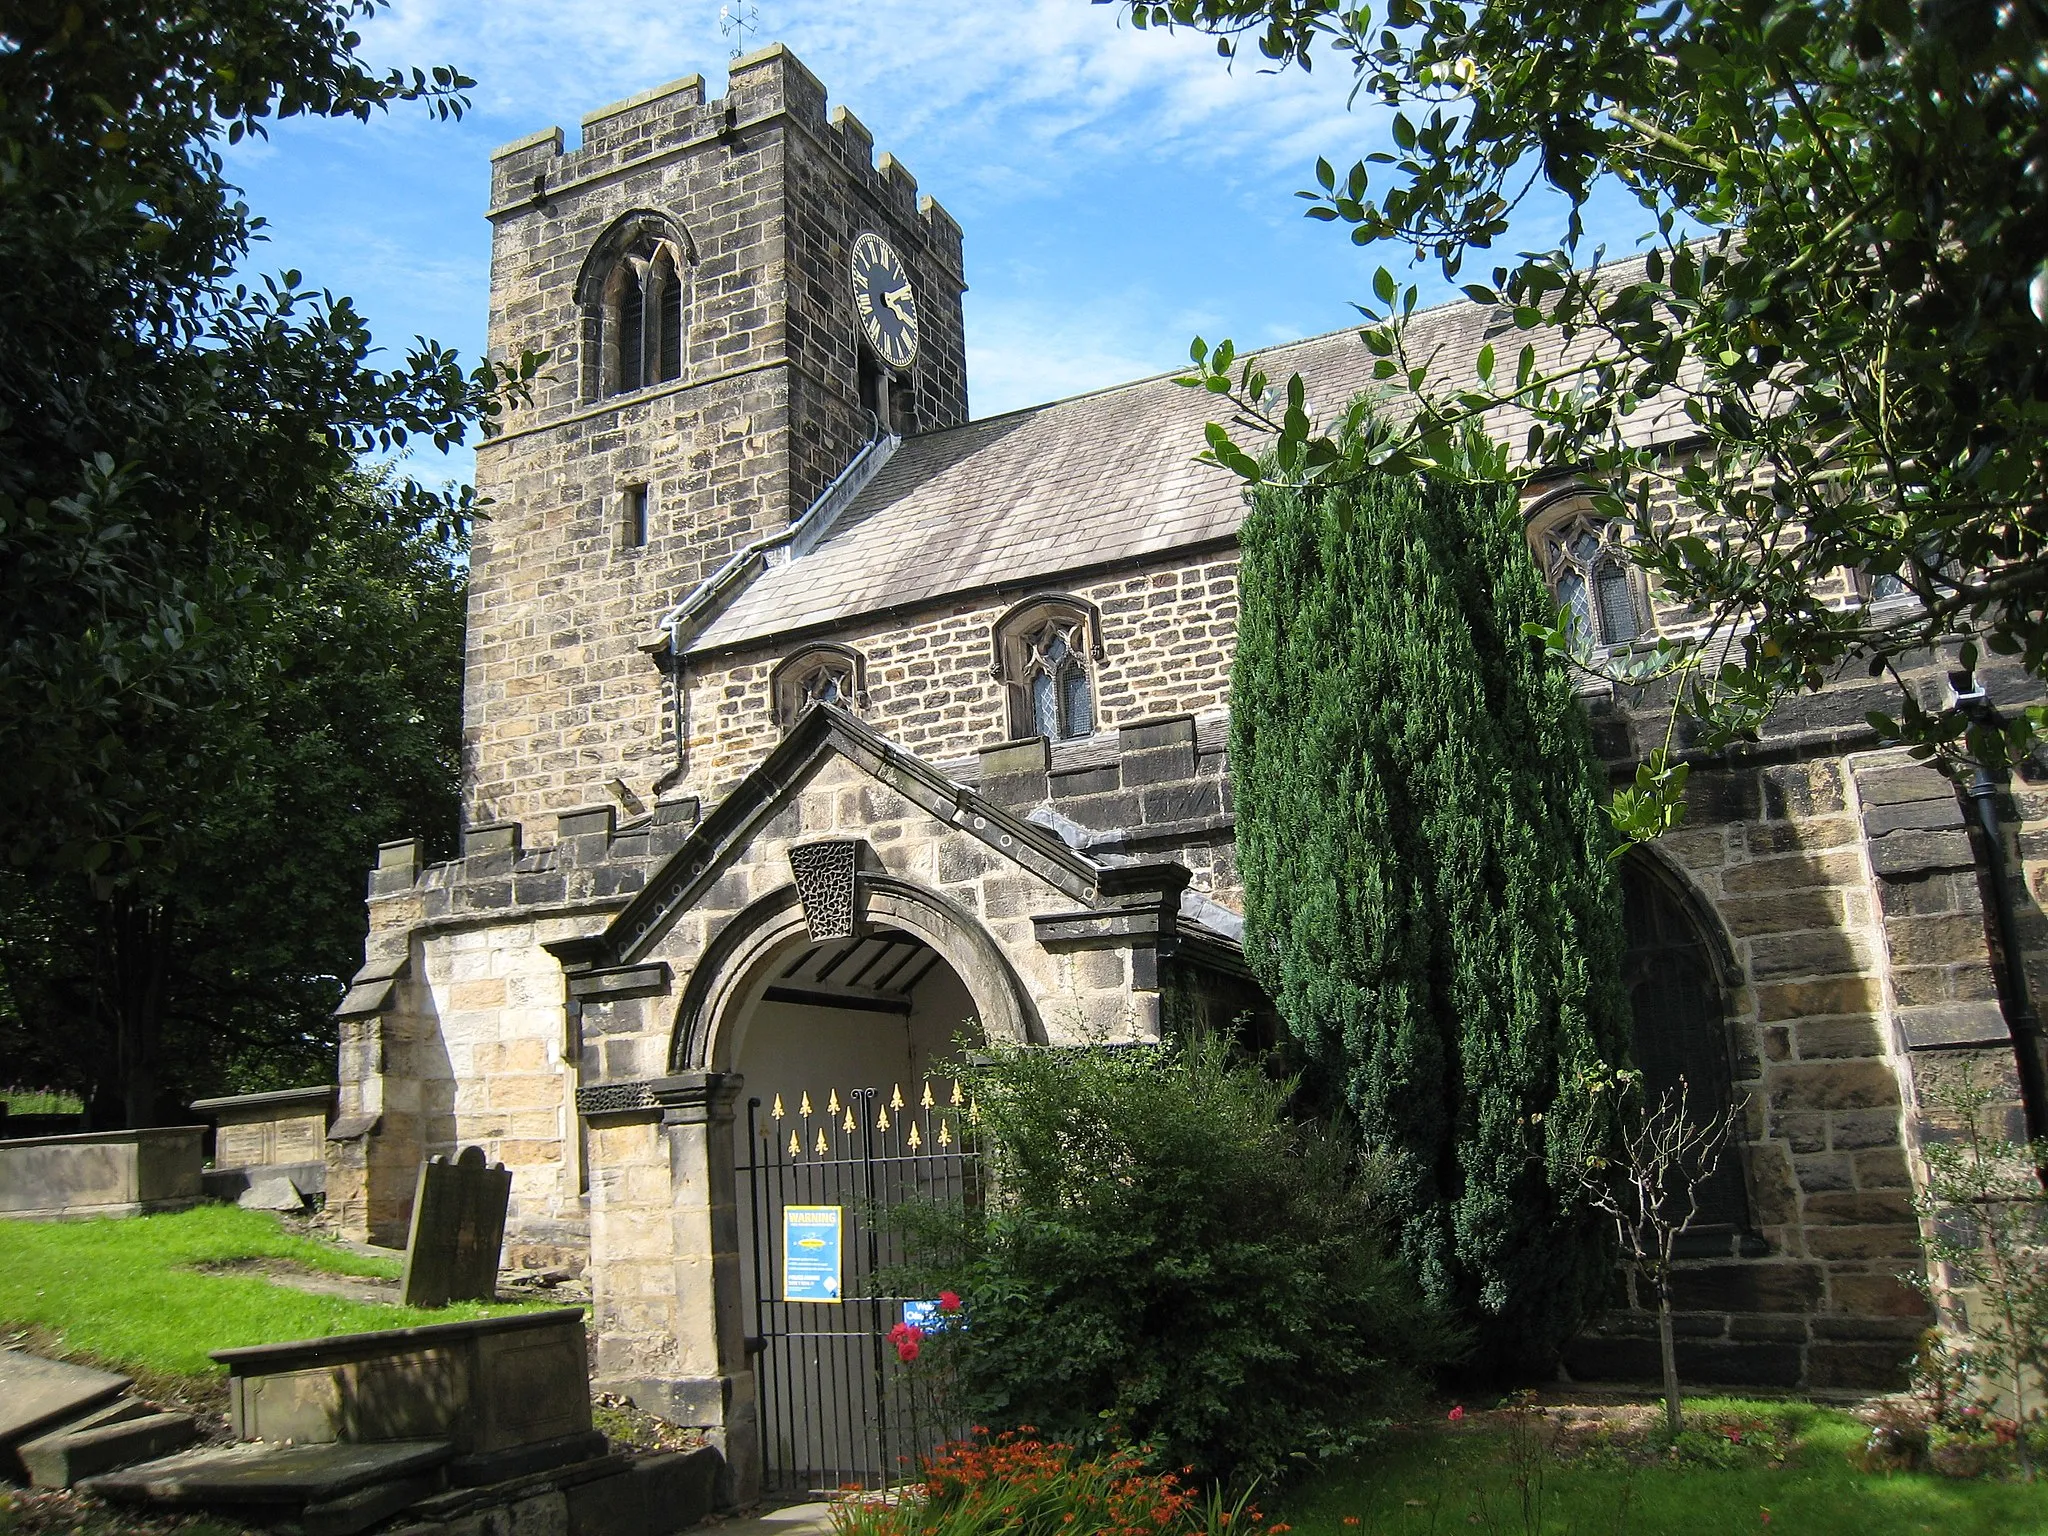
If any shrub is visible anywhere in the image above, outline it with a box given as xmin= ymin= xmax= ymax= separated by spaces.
xmin=891 ymin=1036 xmax=1459 ymax=1482
xmin=1908 ymin=1068 xmax=2048 ymax=1481
xmin=1231 ymin=460 xmax=1630 ymax=1373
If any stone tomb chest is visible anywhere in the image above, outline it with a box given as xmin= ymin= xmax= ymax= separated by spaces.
xmin=190 ymin=1085 xmax=333 ymax=1203
xmin=0 ymin=1127 xmax=204 ymax=1221
xmin=212 ymin=1308 xmax=597 ymax=1481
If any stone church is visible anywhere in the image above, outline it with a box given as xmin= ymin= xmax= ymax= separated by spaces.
xmin=328 ymin=44 xmax=2047 ymax=1490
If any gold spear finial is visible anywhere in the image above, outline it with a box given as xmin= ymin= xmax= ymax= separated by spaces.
xmin=921 ymin=1081 xmax=936 ymax=1110
xmin=799 ymin=1091 xmax=813 ymax=1118
xmin=877 ymin=1103 xmax=891 ymax=1131
xmin=772 ymin=1094 xmax=785 ymax=1120
xmin=907 ymin=1122 xmax=923 ymax=1150
xmin=890 ymin=1083 xmax=905 ymax=1110
xmin=815 ymin=1128 xmax=829 ymax=1156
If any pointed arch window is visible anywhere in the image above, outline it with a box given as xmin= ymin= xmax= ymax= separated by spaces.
xmin=578 ymin=214 xmax=690 ymax=402
xmin=771 ymin=644 xmax=869 ymax=730
xmin=1620 ymin=858 xmax=1753 ymax=1236
xmin=1541 ymin=515 xmax=1646 ymax=648
xmin=993 ymin=596 xmax=1104 ymax=743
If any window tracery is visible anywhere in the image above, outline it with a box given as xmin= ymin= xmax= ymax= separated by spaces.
xmin=992 ymin=596 xmax=1103 ymax=743
xmin=1540 ymin=514 xmax=1646 ymax=648
xmin=577 ymin=214 xmax=690 ymax=403
xmin=771 ymin=645 xmax=868 ymax=729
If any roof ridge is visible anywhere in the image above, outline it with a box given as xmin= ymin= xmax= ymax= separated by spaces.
xmin=910 ymin=246 xmax=1654 ymax=442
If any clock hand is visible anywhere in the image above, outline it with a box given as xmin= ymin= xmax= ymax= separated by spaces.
xmin=883 ymin=286 xmax=915 ymax=324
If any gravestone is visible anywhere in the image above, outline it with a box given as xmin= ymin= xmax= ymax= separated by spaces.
xmin=399 ymin=1147 xmax=511 ymax=1308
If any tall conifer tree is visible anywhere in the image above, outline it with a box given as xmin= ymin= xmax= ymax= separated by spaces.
xmin=1231 ymin=463 xmax=1630 ymax=1371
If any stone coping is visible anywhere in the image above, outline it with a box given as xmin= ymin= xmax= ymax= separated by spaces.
xmin=0 ymin=1125 xmax=205 ymax=1152
xmin=210 ymin=1307 xmax=587 ymax=1374
xmin=189 ymin=1086 xmax=335 ymax=1116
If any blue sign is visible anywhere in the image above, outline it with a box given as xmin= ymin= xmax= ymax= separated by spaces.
xmin=783 ymin=1205 xmax=843 ymax=1303
xmin=902 ymin=1300 xmax=963 ymax=1333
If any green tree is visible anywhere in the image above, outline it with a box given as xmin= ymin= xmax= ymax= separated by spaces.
xmin=0 ymin=0 xmax=532 ymax=880
xmin=0 ymin=475 xmax=466 ymax=1123
xmin=1230 ymin=461 xmax=1630 ymax=1372
xmin=894 ymin=1037 xmax=1457 ymax=1483
xmin=1119 ymin=0 xmax=2048 ymax=831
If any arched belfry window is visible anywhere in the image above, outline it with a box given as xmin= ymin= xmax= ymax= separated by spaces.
xmin=992 ymin=596 xmax=1104 ymax=743
xmin=577 ymin=212 xmax=691 ymax=402
xmin=1620 ymin=857 xmax=1752 ymax=1235
xmin=1538 ymin=512 xmax=1647 ymax=649
xmin=771 ymin=644 xmax=868 ymax=730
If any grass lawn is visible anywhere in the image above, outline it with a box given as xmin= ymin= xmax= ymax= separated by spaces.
xmin=1284 ymin=1397 xmax=2048 ymax=1536
xmin=0 ymin=1205 xmax=541 ymax=1383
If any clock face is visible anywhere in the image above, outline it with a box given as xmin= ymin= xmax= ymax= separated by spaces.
xmin=851 ymin=231 xmax=919 ymax=372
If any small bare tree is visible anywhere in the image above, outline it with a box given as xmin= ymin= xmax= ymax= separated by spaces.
xmin=1571 ymin=1069 xmax=1737 ymax=1441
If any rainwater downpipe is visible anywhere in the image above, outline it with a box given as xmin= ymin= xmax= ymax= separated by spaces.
xmin=1954 ymin=673 xmax=2048 ymax=1183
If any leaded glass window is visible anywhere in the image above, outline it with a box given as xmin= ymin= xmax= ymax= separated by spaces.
xmin=1023 ymin=620 xmax=1092 ymax=741
xmin=1543 ymin=516 xmax=1644 ymax=648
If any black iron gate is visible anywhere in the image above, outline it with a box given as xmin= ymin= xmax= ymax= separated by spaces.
xmin=741 ymin=1080 xmax=978 ymax=1494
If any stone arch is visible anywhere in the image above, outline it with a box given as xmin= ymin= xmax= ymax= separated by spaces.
xmin=668 ymin=875 xmax=1042 ymax=1073
xmin=1617 ymin=843 xmax=1756 ymax=1235
xmin=574 ymin=208 xmax=695 ymax=401
xmin=1619 ymin=842 xmax=1742 ymax=990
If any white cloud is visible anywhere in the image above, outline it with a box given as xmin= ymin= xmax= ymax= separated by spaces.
xmin=356 ymin=0 xmax=1369 ymax=189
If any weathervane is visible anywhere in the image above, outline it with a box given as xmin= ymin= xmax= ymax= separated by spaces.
xmin=719 ymin=2 xmax=762 ymax=58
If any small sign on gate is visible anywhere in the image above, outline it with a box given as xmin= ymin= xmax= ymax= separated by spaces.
xmin=783 ymin=1204 xmax=843 ymax=1302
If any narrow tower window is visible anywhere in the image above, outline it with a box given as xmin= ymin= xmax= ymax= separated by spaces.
xmin=622 ymin=484 xmax=649 ymax=550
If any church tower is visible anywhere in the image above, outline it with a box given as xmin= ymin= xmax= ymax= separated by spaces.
xmin=467 ymin=47 xmax=968 ymax=830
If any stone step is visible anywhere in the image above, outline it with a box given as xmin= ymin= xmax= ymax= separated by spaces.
xmin=20 ymin=1411 xmax=199 ymax=1487
xmin=30 ymin=1395 xmax=156 ymax=1442
xmin=82 ymin=1437 xmax=456 ymax=1509
xmin=0 ymin=1349 xmax=132 ymax=1480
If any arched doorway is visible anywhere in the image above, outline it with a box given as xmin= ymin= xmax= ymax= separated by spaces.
xmin=1619 ymin=855 xmax=1752 ymax=1236
xmin=719 ymin=923 xmax=988 ymax=1494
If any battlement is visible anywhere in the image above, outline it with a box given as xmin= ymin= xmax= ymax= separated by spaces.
xmin=486 ymin=43 xmax=963 ymax=274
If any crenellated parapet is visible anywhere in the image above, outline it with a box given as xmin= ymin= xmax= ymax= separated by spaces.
xmin=485 ymin=45 xmax=965 ymax=283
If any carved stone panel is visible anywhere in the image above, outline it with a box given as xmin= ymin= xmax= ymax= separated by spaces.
xmin=788 ymin=840 xmax=861 ymax=941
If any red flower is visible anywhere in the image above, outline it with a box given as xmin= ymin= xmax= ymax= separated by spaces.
xmin=897 ymin=1338 xmax=921 ymax=1363
xmin=939 ymin=1290 xmax=962 ymax=1313
xmin=1448 ymin=1405 xmax=1466 ymax=1423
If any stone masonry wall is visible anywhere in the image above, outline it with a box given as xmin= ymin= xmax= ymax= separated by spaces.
xmin=678 ymin=552 xmax=1240 ymax=813
xmin=1564 ymin=753 xmax=1937 ymax=1389
xmin=468 ymin=46 xmax=967 ymax=831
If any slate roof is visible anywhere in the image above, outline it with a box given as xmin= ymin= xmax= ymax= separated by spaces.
xmin=688 ymin=263 xmax=1681 ymax=656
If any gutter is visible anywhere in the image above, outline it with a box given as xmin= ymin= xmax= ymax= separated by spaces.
xmin=1955 ymin=675 xmax=2048 ymax=1185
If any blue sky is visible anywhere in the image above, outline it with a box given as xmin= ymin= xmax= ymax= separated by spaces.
xmin=225 ymin=1 xmax=1632 ymax=487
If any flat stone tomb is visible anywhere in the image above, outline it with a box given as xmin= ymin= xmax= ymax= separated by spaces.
xmin=400 ymin=1145 xmax=512 ymax=1308
xmin=0 ymin=1126 xmax=204 ymax=1221
xmin=212 ymin=1307 xmax=596 ymax=1475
